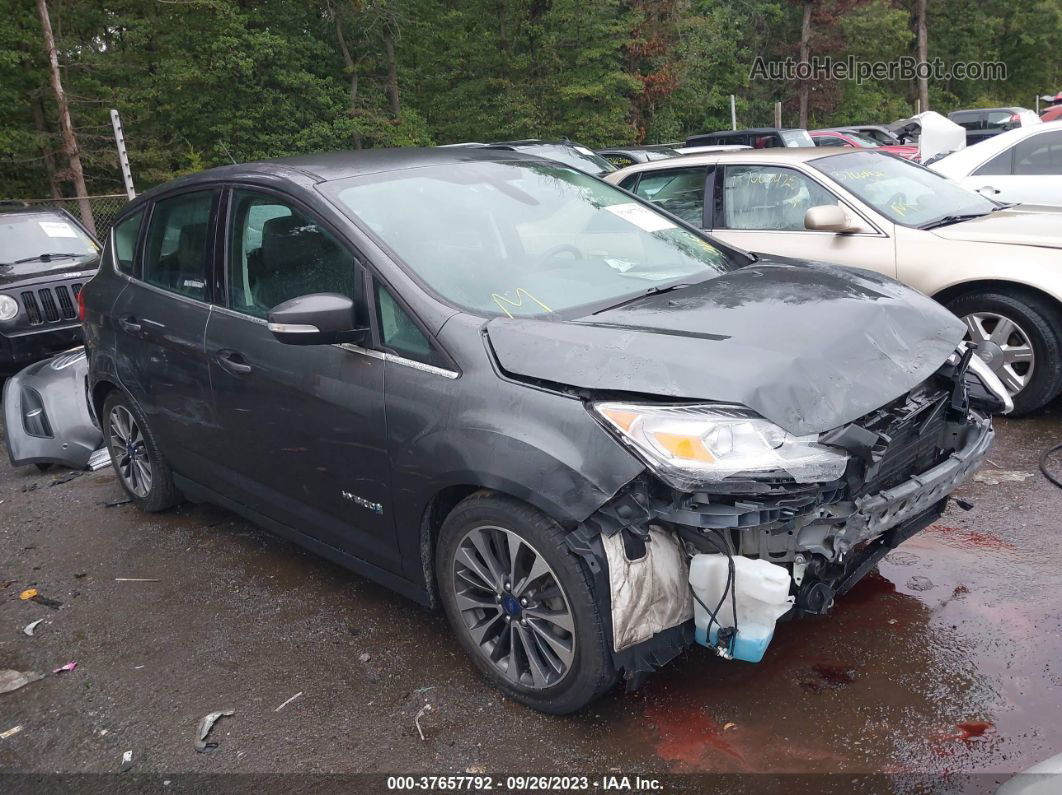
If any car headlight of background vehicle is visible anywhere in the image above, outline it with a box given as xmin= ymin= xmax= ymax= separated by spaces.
xmin=0 ymin=294 xmax=19 ymax=321
xmin=594 ymin=402 xmax=849 ymax=489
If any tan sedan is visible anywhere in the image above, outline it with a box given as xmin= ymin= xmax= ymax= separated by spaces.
xmin=605 ymin=148 xmax=1062 ymax=414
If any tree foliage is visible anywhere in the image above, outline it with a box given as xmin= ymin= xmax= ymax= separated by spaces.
xmin=2 ymin=0 xmax=1059 ymax=197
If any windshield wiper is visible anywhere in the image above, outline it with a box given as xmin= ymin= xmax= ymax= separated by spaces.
xmin=591 ymin=282 xmax=693 ymax=315
xmin=919 ymin=213 xmax=989 ymax=230
xmin=13 ymin=252 xmax=86 ymax=264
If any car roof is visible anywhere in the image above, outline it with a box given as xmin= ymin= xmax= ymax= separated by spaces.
xmin=605 ymin=146 xmax=855 ymax=179
xmin=931 ymin=119 xmax=1062 ymax=176
xmin=121 ymin=147 xmax=545 ymax=213
xmin=692 ymin=128 xmax=799 ymax=136
xmin=0 ymin=204 xmax=71 ymax=216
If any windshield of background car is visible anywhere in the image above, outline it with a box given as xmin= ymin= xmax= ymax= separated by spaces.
xmin=811 ymin=150 xmax=997 ymax=227
xmin=781 ymin=130 xmax=815 ymax=147
xmin=326 ymin=161 xmax=731 ymax=318
xmin=511 ymin=144 xmax=617 ymax=176
xmin=0 ymin=212 xmax=97 ymax=266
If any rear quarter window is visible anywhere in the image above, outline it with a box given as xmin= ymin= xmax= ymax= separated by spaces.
xmin=112 ymin=210 xmax=144 ymax=274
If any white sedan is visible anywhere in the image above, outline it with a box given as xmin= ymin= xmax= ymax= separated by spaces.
xmin=931 ymin=121 xmax=1062 ymax=206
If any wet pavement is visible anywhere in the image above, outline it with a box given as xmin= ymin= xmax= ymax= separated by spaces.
xmin=1 ymin=400 xmax=1060 ymax=791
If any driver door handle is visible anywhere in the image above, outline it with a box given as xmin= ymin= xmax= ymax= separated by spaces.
xmin=117 ymin=314 xmax=142 ymax=333
xmin=215 ymin=349 xmax=252 ymax=375
xmin=978 ymin=185 xmax=1001 ymax=195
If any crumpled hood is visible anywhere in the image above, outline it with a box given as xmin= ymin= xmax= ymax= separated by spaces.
xmin=486 ymin=259 xmax=965 ymax=435
xmin=931 ymin=206 xmax=1062 ymax=250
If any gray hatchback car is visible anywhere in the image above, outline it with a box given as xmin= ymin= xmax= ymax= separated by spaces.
xmin=79 ymin=148 xmax=1006 ymax=713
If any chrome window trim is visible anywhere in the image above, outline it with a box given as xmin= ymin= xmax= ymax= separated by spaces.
xmin=336 ymin=342 xmax=459 ymax=379
xmin=210 ymin=304 xmax=268 ymax=325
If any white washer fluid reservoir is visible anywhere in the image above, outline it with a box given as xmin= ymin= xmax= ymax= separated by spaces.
xmin=688 ymin=554 xmax=794 ymax=662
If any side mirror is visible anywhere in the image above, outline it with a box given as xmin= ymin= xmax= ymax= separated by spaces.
xmin=804 ymin=205 xmax=859 ymax=234
xmin=266 ymin=293 xmax=368 ymax=346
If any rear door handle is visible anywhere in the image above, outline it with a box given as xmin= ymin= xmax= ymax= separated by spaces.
xmin=117 ymin=314 xmax=142 ymax=333
xmin=215 ymin=349 xmax=252 ymax=375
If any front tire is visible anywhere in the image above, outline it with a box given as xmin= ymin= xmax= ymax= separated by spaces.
xmin=436 ymin=492 xmax=616 ymax=714
xmin=102 ymin=391 xmax=180 ymax=512
xmin=946 ymin=289 xmax=1062 ymax=415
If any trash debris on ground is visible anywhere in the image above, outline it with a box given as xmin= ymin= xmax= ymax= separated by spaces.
xmin=907 ymin=576 xmax=935 ymax=592
xmin=104 ymin=499 xmax=133 ymax=508
xmin=1041 ymin=443 xmax=1062 ymax=489
xmin=87 ymin=448 xmax=112 ymax=471
xmin=274 ymin=692 xmax=302 ymax=712
xmin=23 ymin=619 xmax=45 ymax=637
xmin=414 ymin=703 xmax=432 ymax=741
xmin=49 ymin=471 xmax=84 ymax=487
xmin=121 ymin=750 xmax=133 ymax=772
xmin=1 ymin=580 xmax=15 ymax=589
xmin=19 ymin=588 xmax=63 ymax=610
xmin=0 ymin=670 xmax=45 ymax=694
xmin=195 ymin=709 xmax=234 ymax=752
xmin=1 ymin=725 xmax=24 ymax=739
xmin=972 ymin=470 xmax=1034 ymax=485
xmin=358 ymin=653 xmax=371 ymax=663
xmin=114 ymin=578 xmax=160 ymax=582
xmin=723 ymin=722 xmax=737 ymax=731
xmin=53 ymin=662 xmax=77 ymax=674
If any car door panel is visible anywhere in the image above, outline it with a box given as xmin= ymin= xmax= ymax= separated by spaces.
xmin=206 ymin=187 xmax=399 ymax=572
xmin=112 ymin=189 xmax=225 ymax=479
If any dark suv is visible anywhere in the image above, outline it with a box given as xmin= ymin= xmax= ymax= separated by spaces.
xmin=0 ymin=206 xmax=99 ymax=370
xmin=82 ymin=148 xmax=1004 ymax=713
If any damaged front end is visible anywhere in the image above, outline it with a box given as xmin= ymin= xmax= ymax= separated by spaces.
xmin=2 ymin=347 xmax=108 ymax=470
xmin=566 ymin=347 xmax=1003 ymax=687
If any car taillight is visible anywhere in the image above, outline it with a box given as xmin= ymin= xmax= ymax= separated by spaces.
xmin=1010 ymin=113 xmax=1020 ymax=123
xmin=77 ymin=288 xmax=86 ymax=321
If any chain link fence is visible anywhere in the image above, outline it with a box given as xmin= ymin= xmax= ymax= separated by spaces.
xmin=1 ymin=194 xmax=130 ymax=241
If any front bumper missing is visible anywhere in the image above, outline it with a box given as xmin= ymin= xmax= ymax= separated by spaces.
xmin=568 ymin=409 xmax=993 ymax=685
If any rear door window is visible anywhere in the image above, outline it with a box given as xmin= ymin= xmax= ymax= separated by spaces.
xmin=226 ymin=190 xmax=354 ymax=318
xmin=950 ymin=112 xmax=982 ymax=131
xmin=142 ymin=191 xmax=214 ymax=300
xmin=630 ymin=167 xmax=708 ymax=226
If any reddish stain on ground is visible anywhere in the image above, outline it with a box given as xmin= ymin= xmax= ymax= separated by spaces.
xmin=956 ymin=721 xmax=993 ymax=741
xmin=927 ymin=524 xmax=1013 ymax=551
xmin=799 ymin=663 xmax=857 ymax=693
xmin=643 ymin=699 xmax=745 ymax=769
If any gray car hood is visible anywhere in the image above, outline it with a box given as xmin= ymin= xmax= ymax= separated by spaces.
xmin=486 ymin=259 xmax=965 ymax=435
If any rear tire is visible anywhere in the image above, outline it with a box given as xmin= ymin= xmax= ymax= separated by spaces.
xmin=946 ymin=289 xmax=1062 ymax=416
xmin=102 ymin=391 xmax=180 ymax=512
xmin=436 ymin=492 xmax=616 ymax=714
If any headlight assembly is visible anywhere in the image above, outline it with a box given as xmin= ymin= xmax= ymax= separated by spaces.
xmin=594 ymin=402 xmax=849 ymax=489
xmin=0 ymin=294 xmax=19 ymax=321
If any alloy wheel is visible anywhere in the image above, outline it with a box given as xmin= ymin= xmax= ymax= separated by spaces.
xmin=962 ymin=311 xmax=1035 ymax=397
xmin=451 ymin=525 xmax=576 ymax=690
xmin=108 ymin=405 xmax=152 ymax=498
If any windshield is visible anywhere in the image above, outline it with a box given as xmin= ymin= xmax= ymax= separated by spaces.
xmin=501 ymin=144 xmax=617 ymax=176
xmin=845 ymin=132 xmax=882 ymax=147
xmin=811 ymin=151 xmax=997 ymax=227
xmin=781 ymin=130 xmax=815 ymax=147
xmin=325 ymin=161 xmax=731 ymax=318
xmin=0 ymin=212 xmax=97 ymax=265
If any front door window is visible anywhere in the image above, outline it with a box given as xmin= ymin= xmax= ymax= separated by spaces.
xmin=721 ymin=165 xmax=837 ymax=230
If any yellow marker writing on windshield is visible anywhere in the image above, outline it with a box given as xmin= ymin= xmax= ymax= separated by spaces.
xmin=491 ymin=288 xmax=553 ymax=318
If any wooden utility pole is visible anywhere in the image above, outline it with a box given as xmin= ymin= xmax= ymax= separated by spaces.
xmin=798 ymin=0 xmax=813 ymax=128
xmin=36 ymin=0 xmax=95 ymax=236
xmin=915 ymin=0 xmax=929 ymax=113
